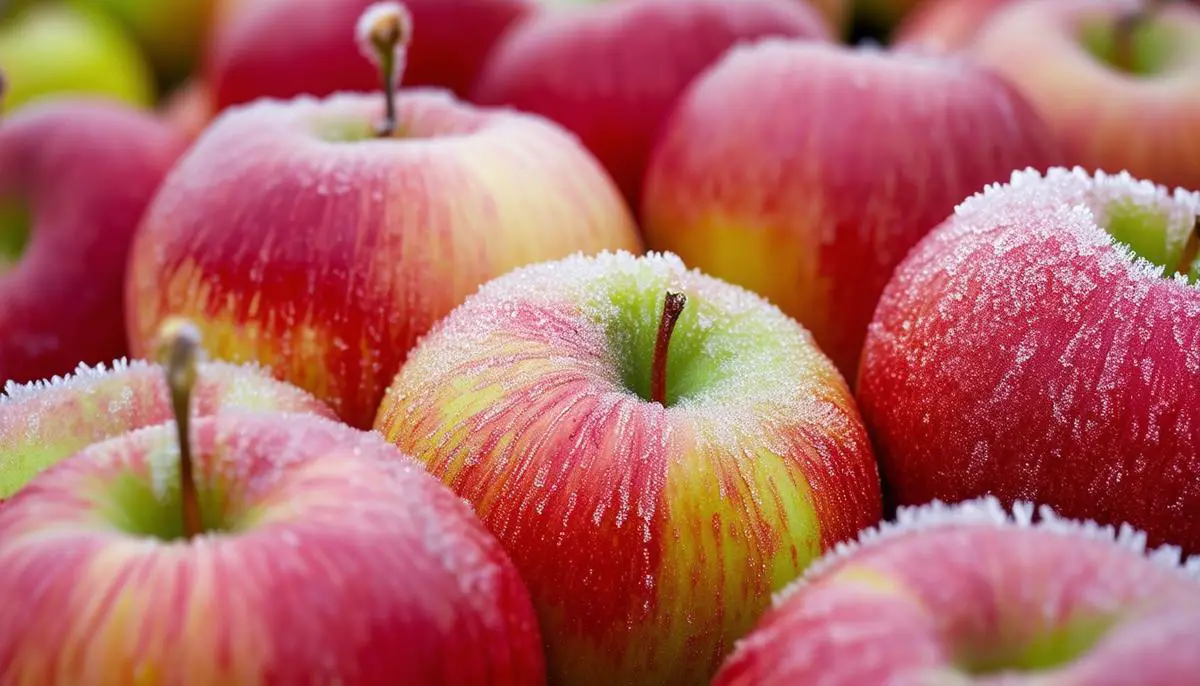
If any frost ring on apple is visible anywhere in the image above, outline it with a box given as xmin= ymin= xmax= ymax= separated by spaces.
xmin=712 ymin=495 xmax=1200 ymax=685
xmin=858 ymin=165 xmax=1200 ymax=555
xmin=0 ymin=356 xmax=336 ymax=501
xmin=375 ymin=250 xmax=883 ymax=685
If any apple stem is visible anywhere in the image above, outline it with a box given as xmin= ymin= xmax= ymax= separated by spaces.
xmin=1176 ymin=217 xmax=1200 ymax=279
xmin=356 ymin=2 xmax=413 ymax=138
xmin=650 ymin=291 xmax=687 ymax=407
xmin=1113 ymin=0 xmax=1163 ymax=72
xmin=157 ymin=318 xmax=205 ymax=540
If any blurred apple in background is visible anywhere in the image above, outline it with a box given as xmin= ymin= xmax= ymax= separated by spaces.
xmin=968 ymin=0 xmax=1200 ymax=192
xmin=471 ymin=0 xmax=831 ymax=213
xmin=0 ymin=3 xmax=155 ymax=113
xmin=128 ymin=4 xmax=641 ymax=430
xmin=0 ymin=99 xmax=186 ymax=385
xmin=892 ymin=0 xmax=1013 ymax=52
xmin=0 ymin=357 xmax=334 ymax=500
xmin=67 ymin=0 xmax=216 ymax=89
xmin=0 ymin=321 xmax=546 ymax=683
xmin=160 ymin=78 xmax=216 ymax=142
xmin=206 ymin=0 xmax=535 ymax=109
xmin=858 ymin=167 xmax=1200 ymax=553
xmin=642 ymin=39 xmax=1062 ymax=380
xmin=375 ymin=250 xmax=882 ymax=686
xmin=713 ymin=496 xmax=1200 ymax=685
xmin=849 ymin=0 xmax=926 ymax=40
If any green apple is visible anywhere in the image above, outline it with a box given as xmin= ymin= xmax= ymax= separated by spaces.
xmin=68 ymin=0 xmax=214 ymax=88
xmin=0 ymin=3 xmax=155 ymax=113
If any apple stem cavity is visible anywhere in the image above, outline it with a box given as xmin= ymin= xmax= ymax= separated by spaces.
xmin=157 ymin=317 xmax=205 ymax=540
xmin=650 ymin=291 xmax=687 ymax=407
xmin=1113 ymin=0 xmax=1164 ymax=73
xmin=356 ymin=2 xmax=413 ymax=138
xmin=1177 ymin=217 xmax=1200 ymax=280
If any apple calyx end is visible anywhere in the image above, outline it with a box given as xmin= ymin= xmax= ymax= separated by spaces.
xmin=650 ymin=290 xmax=687 ymax=407
xmin=356 ymin=1 xmax=412 ymax=138
xmin=155 ymin=317 xmax=206 ymax=540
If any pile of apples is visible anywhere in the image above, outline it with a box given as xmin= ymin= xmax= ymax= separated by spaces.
xmin=2 ymin=0 xmax=1200 ymax=683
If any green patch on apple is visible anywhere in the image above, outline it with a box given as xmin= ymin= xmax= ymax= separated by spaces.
xmin=1079 ymin=12 xmax=1176 ymax=76
xmin=1103 ymin=199 xmax=1200 ymax=283
xmin=0 ymin=198 xmax=29 ymax=271
xmin=959 ymin=615 xmax=1116 ymax=676
xmin=98 ymin=462 xmax=234 ymax=541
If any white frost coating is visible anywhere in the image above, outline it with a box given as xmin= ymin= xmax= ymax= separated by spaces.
xmin=1 ymin=358 xmax=145 ymax=403
xmin=355 ymin=1 xmax=412 ymax=66
xmin=952 ymin=166 xmax=1200 ymax=285
xmin=773 ymin=495 xmax=1200 ymax=608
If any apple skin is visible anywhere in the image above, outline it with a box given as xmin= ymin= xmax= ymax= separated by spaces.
xmin=0 ymin=357 xmax=336 ymax=501
xmin=0 ymin=3 xmax=155 ymax=114
xmin=207 ymin=0 xmax=535 ymax=109
xmin=160 ymin=79 xmax=217 ymax=143
xmin=892 ymin=0 xmax=1015 ymax=52
xmin=0 ymin=100 xmax=188 ymax=386
xmin=470 ymin=0 xmax=831 ymax=211
xmin=0 ymin=411 xmax=546 ymax=684
xmin=125 ymin=91 xmax=642 ymax=430
xmin=857 ymin=167 xmax=1200 ymax=554
xmin=641 ymin=39 xmax=1063 ymax=379
xmin=374 ymin=250 xmax=883 ymax=686
xmin=968 ymin=0 xmax=1200 ymax=192
xmin=712 ymin=496 xmax=1200 ymax=685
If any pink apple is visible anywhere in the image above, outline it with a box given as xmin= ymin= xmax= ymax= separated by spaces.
xmin=470 ymin=0 xmax=832 ymax=210
xmin=857 ymin=166 xmax=1200 ymax=553
xmin=206 ymin=0 xmax=535 ymax=108
xmin=0 ymin=99 xmax=187 ymax=385
xmin=892 ymin=0 xmax=1015 ymax=52
xmin=375 ymin=250 xmax=883 ymax=685
xmin=967 ymin=0 xmax=1200 ymax=192
xmin=713 ymin=496 xmax=1200 ymax=684
xmin=641 ymin=39 xmax=1063 ymax=379
xmin=0 ymin=356 xmax=335 ymax=500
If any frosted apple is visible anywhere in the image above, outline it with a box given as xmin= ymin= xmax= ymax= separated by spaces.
xmin=0 ymin=356 xmax=334 ymax=500
xmin=858 ymin=167 xmax=1200 ymax=553
xmin=0 ymin=321 xmax=545 ymax=684
xmin=1 ymin=99 xmax=186 ymax=384
xmin=713 ymin=496 xmax=1200 ymax=685
xmin=642 ymin=39 xmax=1062 ymax=378
xmin=127 ymin=5 xmax=641 ymax=429
xmin=471 ymin=0 xmax=831 ymax=210
xmin=375 ymin=250 xmax=883 ymax=686
xmin=968 ymin=0 xmax=1200 ymax=191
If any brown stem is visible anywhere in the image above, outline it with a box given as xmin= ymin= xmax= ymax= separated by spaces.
xmin=157 ymin=318 xmax=205 ymax=539
xmin=1176 ymin=217 xmax=1200 ymax=279
xmin=356 ymin=2 xmax=412 ymax=138
xmin=1113 ymin=0 xmax=1164 ymax=72
xmin=650 ymin=291 xmax=687 ymax=406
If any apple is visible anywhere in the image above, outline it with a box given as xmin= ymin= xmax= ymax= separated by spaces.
xmin=0 ymin=3 xmax=155 ymax=114
xmin=641 ymin=39 xmax=1062 ymax=380
xmin=470 ymin=0 xmax=832 ymax=212
xmin=0 ymin=320 xmax=545 ymax=683
xmin=206 ymin=0 xmax=535 ymax=109
xmin=127 ymin=4 xmax=642 ymax=430
xmin=967 ymin=0 xmax=1200 ymax=192
xmin=0 ymin=99 xmax=187 ymax=385
xmin=712 ymin=496 xmax=1200 ymax=685
xmin=0 ymin=354 xmax=337 ymax=501
xmin=160 ymin=78 xmax=217 ymax=143
xmin=374 ymin=250 xmax=884 ymax=686
xmin=811 ymin=0 xmax=851 ymax=35
xmin=67 ymin=0 xmax=215 ymax=88
xmin=892 ymin=0 xmax=1015 ymax=52
xmin=857 ymin=166 xmax=1200 ymax=554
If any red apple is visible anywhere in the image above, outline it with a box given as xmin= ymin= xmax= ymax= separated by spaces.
xmin=712 ymin=496 xmax=1200 ymax=685
xmin=207 ymin=0 xmax=535 ymax=109
xmin=641 ymin=39 xmax=1062 ymax=379
xmin=0 ymin=323 xmax=545 ymax=683
xmin=127 ymin=10 xmax=641 ymax=430
xmin=470 ymin=0 xmax=832 ymax=211
xmin=0 ymin=99 xmax=187 ymax=385
xmin=857 ymin=166 xmax=1200 ymax=553
xmin=968 ymin=0 xmax=1200 ymax=192
xmin=892 ymin=0 xmax=1015 ymax=52
xmin=375 ymin=250 xmax=883 ymax=686
xmin=0 ymin=356 xmax=335 ymax=500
